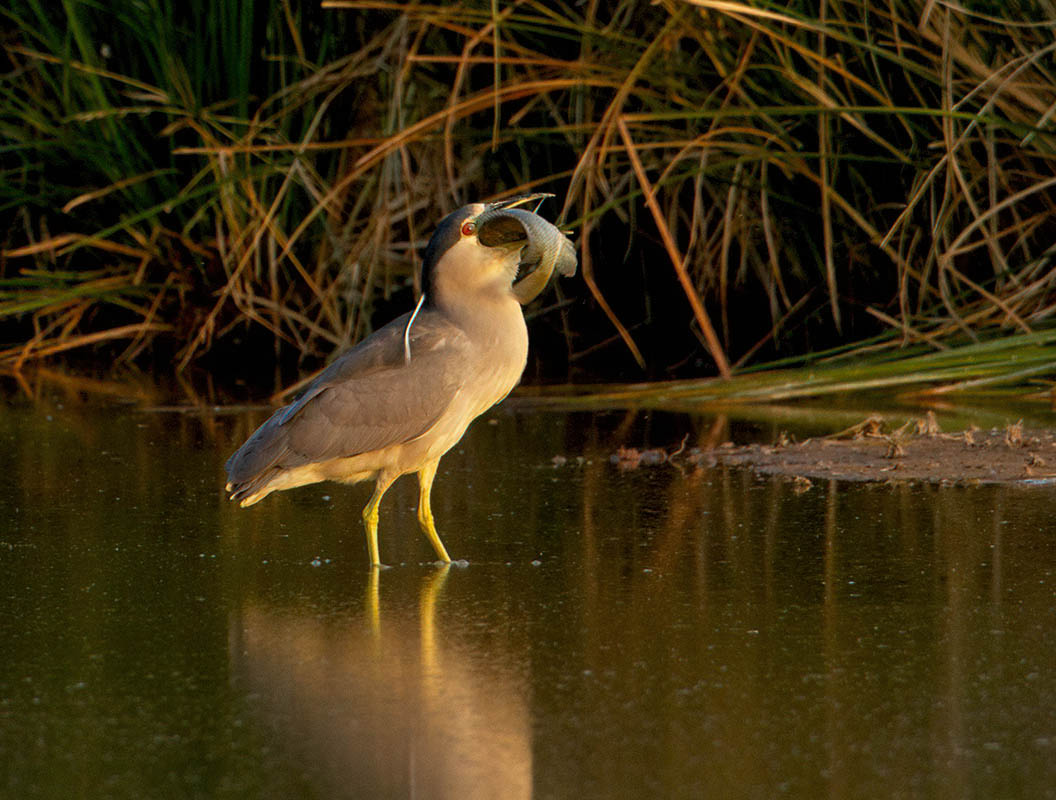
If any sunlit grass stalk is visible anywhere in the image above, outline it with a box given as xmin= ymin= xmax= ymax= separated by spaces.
xmin=525 ymin=329 xmax=1056 ymax=406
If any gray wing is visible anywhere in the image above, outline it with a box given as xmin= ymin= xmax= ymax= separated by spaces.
xmin=225 ymin=309 xmax=468 ymax=493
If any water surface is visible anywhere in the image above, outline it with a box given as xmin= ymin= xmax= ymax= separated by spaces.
xmin=2 ymin=393 xmax=1054 ymax=798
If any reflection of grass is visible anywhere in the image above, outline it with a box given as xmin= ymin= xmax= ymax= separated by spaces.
xmin=3 ymin=1 xmax=1056 ymax=379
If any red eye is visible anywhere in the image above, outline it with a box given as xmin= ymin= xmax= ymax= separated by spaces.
xmin=461 ymin=220 xmax=476 ymax=236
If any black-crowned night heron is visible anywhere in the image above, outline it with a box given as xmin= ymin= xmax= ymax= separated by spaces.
xmin=225 ymin=195 xmax=577 ymax=568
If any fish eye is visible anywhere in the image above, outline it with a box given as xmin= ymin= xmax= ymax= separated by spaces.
xmin=461 ymin=220 xmax=476 ymax=236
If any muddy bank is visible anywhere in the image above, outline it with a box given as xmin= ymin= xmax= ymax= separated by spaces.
xmin=612 ymin=415 xmax=1056 ymax=487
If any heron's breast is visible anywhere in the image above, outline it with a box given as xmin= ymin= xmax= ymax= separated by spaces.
xmin=470 ymin=308 xmax=529 ymax=405
xmin=416 ymin=311 xmax=527 ymax=460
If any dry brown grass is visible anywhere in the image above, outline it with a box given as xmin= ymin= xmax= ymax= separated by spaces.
xmin=4 ymin=0 xmax=1056 ymax=381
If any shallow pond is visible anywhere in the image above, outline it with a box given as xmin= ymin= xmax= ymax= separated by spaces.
xmin=2 ymin=391 xmax=1055 ymax=799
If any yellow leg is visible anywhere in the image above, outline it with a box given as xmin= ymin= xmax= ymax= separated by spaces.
xmin=361 ymin=473 xmax=397 ymax=569
xmin=417 ymin=460 xmax=452 ymax=563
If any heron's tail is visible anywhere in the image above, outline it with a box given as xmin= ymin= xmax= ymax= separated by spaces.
xmin=225 ymin=471 xmax=278 ymax=507
xmin=225 ymin=407 xmax=290 ymax=506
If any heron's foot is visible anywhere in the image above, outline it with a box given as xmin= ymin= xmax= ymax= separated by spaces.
xmin=423 ymin=533 xmax=451 ymax=563
xmin=361 ymin=475 xmax=398 ymax=569
xmin=417 ymin=510 xmax=452 ymax=563
xmin=416 ymin=461 xmax=453 ymax=563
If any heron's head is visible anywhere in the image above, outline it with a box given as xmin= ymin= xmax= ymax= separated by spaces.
xmin=420 ymin=194 xmax=577 ymax=308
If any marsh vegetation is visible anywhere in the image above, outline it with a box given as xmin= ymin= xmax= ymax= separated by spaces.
xmin=3 ymin=0 xmax=1056 ymax=397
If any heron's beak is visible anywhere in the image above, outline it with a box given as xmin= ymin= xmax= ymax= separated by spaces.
xmin=490 ymin=192 xmax=554 ymax=212
xmin=475 ymin=205 xmax=578 ymax=305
